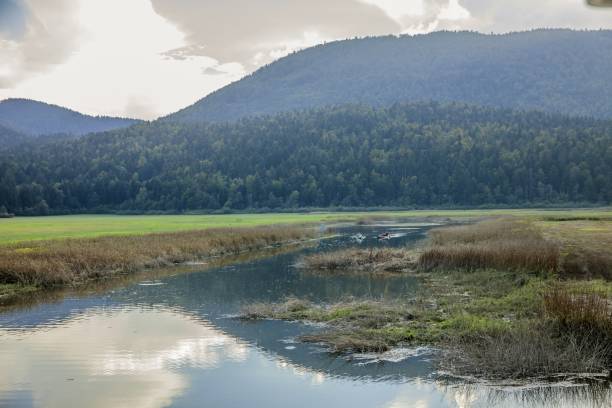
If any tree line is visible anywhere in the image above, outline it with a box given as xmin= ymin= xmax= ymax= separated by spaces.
xmin=0 ymin=102 xmax=610 ymax=215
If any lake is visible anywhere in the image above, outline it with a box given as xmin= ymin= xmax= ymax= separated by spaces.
xmin=0 ymin=224 xmax=609 ymax=408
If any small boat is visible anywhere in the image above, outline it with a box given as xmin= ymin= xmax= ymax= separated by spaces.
xmin=377 ymin=232 xmax=391 ymax=240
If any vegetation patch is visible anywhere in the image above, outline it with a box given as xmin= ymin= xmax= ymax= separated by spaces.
xmin=297 ymin=248 xmax=417 ymax=273
xmin=536 ymin=219 xmax=612 ymax=281
xmin=0 ymin=226 xmax=313 ymax=301
xmin=242 ymin=298 xmax=421 ymax=352
xmin=241 ymin=216 xmax=612 ymax=380
xmin=418 ymin=218 xmax=559 ymax=274
xmin=0 ymin=283 xmax=40 ymax=306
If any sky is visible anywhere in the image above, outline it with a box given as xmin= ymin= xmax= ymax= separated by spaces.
xmin=0 ymin=0 xmax=611 ymax=120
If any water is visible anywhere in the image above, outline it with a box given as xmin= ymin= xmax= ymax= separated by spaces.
xmin=0 ymin=224 xmax=610 ymax=408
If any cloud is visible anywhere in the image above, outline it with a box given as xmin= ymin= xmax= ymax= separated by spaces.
xmin=151 ymin=0 xmax=401 ymax=67
xmin=0 ymin=0 xmax=81 ymax=88
xmin=0 ymin=0 xmax=246 ymax=120
xmin=202 ymin=66 xmax=227 ymax=76
xmin=440 ymin=0 xmax=612 ymax=32
xmin=2 ymin=0 xmax=612 ymax=119
xmin=0 ymin=0 xmax=28 ymax=39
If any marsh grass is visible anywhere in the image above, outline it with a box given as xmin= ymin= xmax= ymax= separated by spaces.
xmin=444 ymin=286 xmax=612 ymax=379
xmin=443 ymin=322 xmax=611 ymax=380
xmin=238 ymin=216 xmax=612 ymax=379
xmin=0 ymin=227 xmax=313 ymax=288
xmin=298 ymin=248 xmax=417 ymax=273
xmin=543 ymin=287 xmax=612 ymax=339
xmin=537 ymin=218 xmax=612 ymax=281
xmin=418 ymin=218 xmax=559 ymax=273
xmin=562 ymin=250 xmax=612 ymax=281
xmin=240 ymin=275 xmax=612 ymax=377
xmin=241 ymin=298 xmax=418 ymax=352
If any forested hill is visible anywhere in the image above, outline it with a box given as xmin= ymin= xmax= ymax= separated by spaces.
xmin=1 ymin=103 xmax=610 ymax=215
xmin=167 ymin=29 xmax=612 ymax=123
xmin=0 ymin=124 xmax=27 ymax=149
xmin=0 ymin=99 xmax=141 ymax=137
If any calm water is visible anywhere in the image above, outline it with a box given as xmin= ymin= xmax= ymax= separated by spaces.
xmin=0 ymin=224 xmax=610 ymax=408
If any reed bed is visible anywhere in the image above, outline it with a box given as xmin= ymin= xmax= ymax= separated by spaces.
xmin=443 ymin=322 xmax=612 ymax=379
xmin=562 ymin=249 xmax=612 ymax=281
xmin=543 ymin=286 xmax=612 ymax=337
xmin=446 ymin=286 xmax=612 ymax=379
xmin=418 ymin=218 xmax=559 ymax=273
xmin=0 ymin=227 xmax=312 ymax=288
xmin=299 ymin=247 xmax=416 ymax=273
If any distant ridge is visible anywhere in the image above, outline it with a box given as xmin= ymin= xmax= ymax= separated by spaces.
xmin=0 ymin=98 xmax=141 ymax=137
xmin=165 ymin=29 xmax=612 ymax=123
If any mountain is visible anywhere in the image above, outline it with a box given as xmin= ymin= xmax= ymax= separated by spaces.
xmin=1 ymin=102 xmax=610 ymax=215
xmin=167 ymin=29 xmax=612 ymax=123
xmin=0 ymin=99 xmax=141 ymax=137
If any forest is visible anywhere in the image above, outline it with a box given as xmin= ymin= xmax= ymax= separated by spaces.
xmin=0 ymin=102 xmax=610 ymax=215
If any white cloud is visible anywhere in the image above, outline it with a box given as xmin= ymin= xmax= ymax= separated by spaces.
xmin=1 ymin=0 xmax=612 ymax=119
xmin=151 ymin=0 xmax=400 ymax=67
xmin=358 ymin=0 xmax=425 ymax=20
xmin=0 ymin=0 xmax=82 ymax=87
xmin=0 ymin=0 xmax=245 ymax=119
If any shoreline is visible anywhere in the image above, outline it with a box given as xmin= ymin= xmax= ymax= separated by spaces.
xmin=0 ymin=226 xmax=316 ymax=308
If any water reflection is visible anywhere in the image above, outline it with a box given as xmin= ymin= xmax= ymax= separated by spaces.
xmin=437 ymin=382 xmax=612 ymax=408
xmin=0 ymin=307 xmax=245 ymax=408
xmin=1 ymin=224 xmax=610 ymax=407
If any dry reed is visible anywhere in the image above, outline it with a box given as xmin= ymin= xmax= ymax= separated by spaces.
xmin=0 ymin=227 xmax=313 ymax=288
xmin=419 ymin=218 xmax=559 ymax=273
xmin=562 ymin=250 xmax=612 ymax=281
xmin=299 ymin=248 xmax=416 ymax=273
xmin=443 ymin=322 xmax=611 ymax=379
xmin=543 ymin=286 xmax=612 ymax=337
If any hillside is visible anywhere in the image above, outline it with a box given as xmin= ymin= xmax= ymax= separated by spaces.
xmin=167 ymin=29 xmax=612 ymax=123
xmin=0 ymin=124 xmax=28 ymax=149
xmin=1 ymin=102 xmax=610 ymax=215
xmin=0 ymin=99 xmax=141 ymax=136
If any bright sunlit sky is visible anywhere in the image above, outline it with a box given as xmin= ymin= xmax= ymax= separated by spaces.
xmin=1 ymin=0 xmax=611 ymax=120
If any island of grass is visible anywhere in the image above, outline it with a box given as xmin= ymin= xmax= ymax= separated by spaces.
xmin=240 ymin=216 xmax=612 ymax=381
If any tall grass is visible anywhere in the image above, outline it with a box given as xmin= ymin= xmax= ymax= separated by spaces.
xmin=443 ymin=322 xmax=611 ymax=379
xmin=562 ymin=249 xmax=612 ymax=281
xmin=543 ymin=286 xmax=612 ymax=339
xmin=0 ymin=227 xmax=312 ymax=287
xmin=299 ymin=248 xmax=416 ymax=272
xmin=418 ymin=218 xmax=559 ymax=273
xmin=445 ymin=287 xmax=612 ymax=379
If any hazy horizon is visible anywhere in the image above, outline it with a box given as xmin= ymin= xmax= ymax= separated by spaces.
xmin=1 ymin=0 xmax=612 ymax=120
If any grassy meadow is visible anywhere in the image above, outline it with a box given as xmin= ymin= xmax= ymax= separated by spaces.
xmin=1 ymin=208 xmax=610 ymax=244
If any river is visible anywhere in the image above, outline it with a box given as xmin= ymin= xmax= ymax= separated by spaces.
xmin=0 ymin=224 xmax=609 ymax=408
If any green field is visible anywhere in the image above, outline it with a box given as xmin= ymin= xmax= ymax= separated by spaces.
xmin=0 ymin=209 xmax=610 ymax=244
